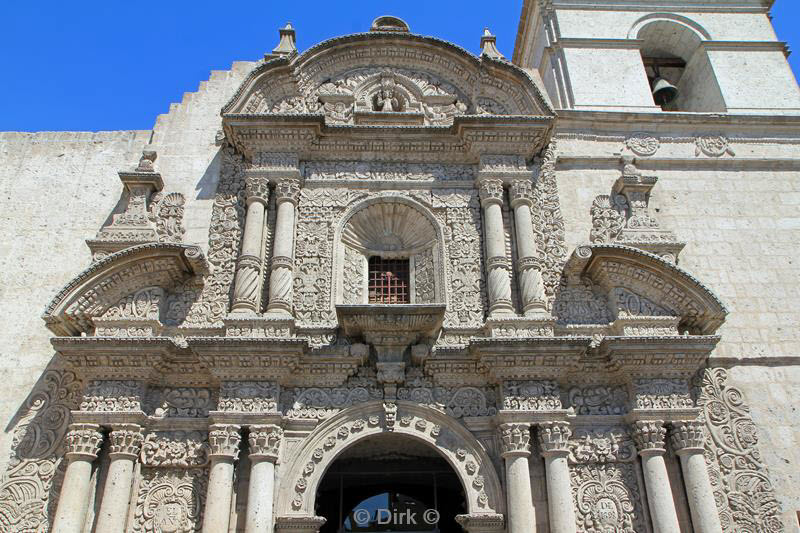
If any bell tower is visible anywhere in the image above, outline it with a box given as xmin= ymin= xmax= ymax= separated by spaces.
xmin=513 ymin=0 xmax=800 ymax=113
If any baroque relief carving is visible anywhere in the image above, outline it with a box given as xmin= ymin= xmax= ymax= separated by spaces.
xmin=0 ymin=370 xmax=81 ymax=532
xmin=502 ymin=380 xmax=561 ymax=410
xmin=218 ymin=381 xmax=279 ymax=413
xmin=567 ymin=386 xmax=629 ymax=415
xmin=571 ymin=464 xmax=647 ymax=533
xmin=141 ymin=432 xmax=210 ymax=468
xmin=697 ymin=368 xmax=784 ymax=532
xmin=80 ymin=379 xmax=144 ymax=412
xmin=632 ymin=379 xmax=692 ymax=410
xmin=283 ymin=386 xmax=383 ymax=419
xmin=397 ymin=384 xmax=498 ymax=418
xmin=133 ymin=468 xmax=207 ymax=533
xmin=148 ymin=388 xmax=214 ymax=418
xmin=533 ymin=141 xmax=568 ymax=309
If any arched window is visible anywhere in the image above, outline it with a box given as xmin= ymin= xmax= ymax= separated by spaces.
xmin=636 ymin=18 xmax=726 ymax=112
xmin=337 ymin=200 xmax=443 ymax=306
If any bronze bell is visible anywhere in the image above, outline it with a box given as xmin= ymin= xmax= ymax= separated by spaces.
xmin=651 ymin=77 xmax=679 ymax=106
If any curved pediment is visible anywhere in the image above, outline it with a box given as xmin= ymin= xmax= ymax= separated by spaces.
xmin=222 ymin=31 xmax=553 ymax=126
xmin=564 ymin=244 xmax=728 ymax=335
xmin=43 ymin=243 xmax=209 ymax=336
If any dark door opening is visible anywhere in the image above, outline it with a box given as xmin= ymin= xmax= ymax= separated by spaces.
xmin=316 ymin=435 xmax=466 ymax=533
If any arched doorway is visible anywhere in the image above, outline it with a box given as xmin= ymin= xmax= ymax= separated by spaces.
xmin=316 ymin=434 xmax=466 ymax=533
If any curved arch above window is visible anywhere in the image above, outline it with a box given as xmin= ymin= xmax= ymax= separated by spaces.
xmin=335 ymin=198 xmax=446 ymax=306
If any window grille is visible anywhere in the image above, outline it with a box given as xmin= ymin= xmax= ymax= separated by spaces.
xmin=368 ymin=257 xmax=410 ymax=304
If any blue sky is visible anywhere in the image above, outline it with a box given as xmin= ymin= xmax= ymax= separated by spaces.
xmin=1 ymin=0 xmax=798 ymax=132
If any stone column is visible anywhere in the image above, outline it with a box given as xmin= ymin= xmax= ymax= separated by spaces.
xmin=499 ymin=423 xmax=535 ymax=533
xmin=266 ymin=178 xmax=300 ymax=316
xmin=509 ymin=179 xmax=547 ymax=316
xmin=245 ymin=425 xmax=283 ymax=533
xmin=202 ymin=424 xmax=242 ymax=533
xmin=479 ymin=179 xmax=514 ymax=316
xmin=95 ymin=424 xmax=144 ymax=533
xmin=669 ymin=421 xmax=723 ymax=533
xmin=633 ymin=420 xmax=681 ymax=533
xmin=232 ymin=176 xmax=271 ymax=313
xmin=52 ymin=423 xmax=103 ymax=533
xmin=537 ymin=422 xmax=576 ymax=533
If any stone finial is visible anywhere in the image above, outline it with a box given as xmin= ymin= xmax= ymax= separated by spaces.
xmin=480 ymin=28 xmax=504 ymax=60
xmin=271 ymin=23 xmax=297 ymax=58
xmin=136 ymin=149 xmax=157 ymax=172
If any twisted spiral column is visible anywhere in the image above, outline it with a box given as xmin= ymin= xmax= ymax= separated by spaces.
xmin=479 ymin=179 xmax=514 ymax=316
xmin=510 ymin=179 xmax=547 ymax=316
xmin=232 ymin=176 xmax=270 ymax=313
xmin=266 ymin=179 xmax=300 ymax=315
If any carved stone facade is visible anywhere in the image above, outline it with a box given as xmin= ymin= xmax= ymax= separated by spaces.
xmin=0 ymin=6 xmax=798 ymax=533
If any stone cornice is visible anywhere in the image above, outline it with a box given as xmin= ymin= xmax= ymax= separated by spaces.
xmin=555 ymin=109 xmax=800 ymax=133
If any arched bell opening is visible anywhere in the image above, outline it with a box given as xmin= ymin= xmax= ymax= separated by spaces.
xmin=315 ymin=434 xmax=467 ymax=533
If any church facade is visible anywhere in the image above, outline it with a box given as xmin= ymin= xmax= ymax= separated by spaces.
xmin=1 ymin=1 xmax=799 ymax=532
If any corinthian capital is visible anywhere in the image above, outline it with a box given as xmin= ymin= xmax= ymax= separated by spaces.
xmin=65 ymin=423 xmax=103 ymax=460
xmin=275 ymin=178 xmax=301 ymax=205
xmin=249 ymin=425 xmax=283 ymax=462
xmin=669 ymin=420 xmax=706 ymax=453
xmin=632 ymin=420 xmax=666 ymax=454
xmin=245 ymin=175 xmax=270 ymax=205
xmin=537 ymin=421 xmax=572 ymax=456
xmin=478 ymin=179 xmax=504 ymax=206
xmin=499 ymin=423 xmax=531 ymax=457
xmin=509 ymin=179 xmax=534 ymax=208
xmin=108 ymin=424 xmax=145 ymax=459
xmin=208 ymin=424 xmax=242 ymax=460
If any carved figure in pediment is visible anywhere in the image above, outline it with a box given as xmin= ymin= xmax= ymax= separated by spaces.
xmin=374 ymin=76 xmax=402 ymax=112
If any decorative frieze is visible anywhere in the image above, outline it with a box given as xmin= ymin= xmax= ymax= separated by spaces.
xmin=567 ymin=385 xmax=629 ymax=415
xmin=219 ymin=381 xmax=279 ymax=412
xmin=141 ymin=431 xmax=210 ymax=468
xmin=632 ymin=378 xmax=693 ymax=410
xmin=80 ymin=379 xmax=145 ymax=412
xmin=149 ymin=387 xmax=214 ymax=418
xmin=502 ymin=380 xmax=561 ymax=410
xmin=568 ymin=426 xmax=638 ymax=464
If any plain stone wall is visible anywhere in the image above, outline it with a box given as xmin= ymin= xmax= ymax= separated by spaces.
xmin=0 ymin=59 xmax=256 ymax=476
xmin=0 ymin=130 xmax=150 ymax=474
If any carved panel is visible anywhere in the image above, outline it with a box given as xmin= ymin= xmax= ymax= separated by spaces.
xmin=413 ymin=247 xmax=436 ymax=304
xmin=444 ymin=203 xmax=486 ymax=327
xmin=140 ymin=432 xmax=210 ymax=468
xmin=148 ymin=388 xmax=214 ymax=418
xmin=568 ymin=427 xmax=637 ymax=464
xmin=218 ymin=381 xmax=279 ymax=413
xmin=132 ymin=468 xmax=207 ymax=533
xmin=698 ymin=369 xmax=784 ymax=532
xmin=283 ymin=386 xmax=383 ymax=419
xmin=0 ymin=370 xmax=81 ymax=532
xmin=571 ymin=464 xmax=647 ymax=533
xmin=80 ymin=379 xmax=144 ymax=412
xmin=502 ymin=380 xmax=561 ymax=410
xmin=567 ymin=386 xmax=629 ymax=415
xmin=397 ymin=385 xmax=498 ymax=418
xmin=632 ymin=379 xmax=692 ymax=410
xmin=342 ymin=245 xmax=365 ymax=305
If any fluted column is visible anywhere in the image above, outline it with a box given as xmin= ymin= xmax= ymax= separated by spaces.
xmin=52 ymin=423 xmax=103 ymax=533
xmin=670 ymin=421 xmax=723 ymax=533
xmin=95 ymin=424 xmax=144 ymax=533
xmin=633 ymin=420 xmax=681 ymax=533
xmin=537 ymin=422 xmax=576 ymax=533
xmin=245 ymin=425 xmax=283 ymax=533
xmin=509 ymin=179 xmax=547 ymax=316
xmin=232 ymin=176 xmax=271 ymax=313
xmin=266 ymin=178 xmax=300 ymax=316
xmin=202 ymin=424 xmax=242 ymax=533
xmin=479 ymin=179 xmax=514 ymax=316
xmin=499 ymin=423 xmax=535 ymax=533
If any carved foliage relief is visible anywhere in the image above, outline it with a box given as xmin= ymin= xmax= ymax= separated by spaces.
xmin=698 ymin=369 xmax=784 ymax=532
xmin=0 ymin=370 xmax=81 ymax=532
xmin=133 ymin=468 xmax=207 ymax=533
xmin=567 ymin=426 xmax=647 ymax=533
xmin=533 ymin=141 xmax=568 ymax=309
xmin=443 ymin=194 xmax=486 ymax=327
